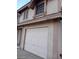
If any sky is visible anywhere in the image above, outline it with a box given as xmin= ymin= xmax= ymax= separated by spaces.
xmin=17 ymin=0 xmax=31 ymax=10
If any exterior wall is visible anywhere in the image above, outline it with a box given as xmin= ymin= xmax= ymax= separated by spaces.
xmin=52 ymin=21 xmax=62 ymax=59
xmin=18 ymin=0 xmax=60 ymax=23
xmin=17 ymin=13 xmax=20 ymax=23
xmin=19 ymin=12 xmax=24 ymax=23
xmin=19 ymin=9 xmax=35 ymax=23
xmin=17 ymin=0 xmax=62 ymax=58
xmin=17 ymin=30 xmax=22 ymax=46
xmin=20 ymin=21 xmax=54 ymax=59
xmin=27 ymin=9 xmax=35 ymax=20
xmin=20 ymin=28 xmax=26 ymax=49
xmin=58 ymin=21 xmax=62 ymax=59
xmin=19 ymin=20 xmax=62 ymax=59
xmin=58 ymin=0 xmax=62 ymax=12
xmin=47 ymin=0 xmax=58 ymax=15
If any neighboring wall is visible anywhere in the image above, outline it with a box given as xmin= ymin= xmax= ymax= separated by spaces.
xmin=18 ymin=0 xmax=61 ymax=23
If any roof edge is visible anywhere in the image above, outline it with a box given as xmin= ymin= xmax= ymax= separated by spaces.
xmin=17 ymin=1 xmax=31 ymax=13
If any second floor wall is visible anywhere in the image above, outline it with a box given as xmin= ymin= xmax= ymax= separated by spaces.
xmin=18 ymin=9 xmax=35 ymax=23
xmin=17 ymin=0 xmax=62 ymax=23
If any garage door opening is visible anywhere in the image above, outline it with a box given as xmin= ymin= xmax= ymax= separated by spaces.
xmin=24 ymin=27 xmax=49 ymax=59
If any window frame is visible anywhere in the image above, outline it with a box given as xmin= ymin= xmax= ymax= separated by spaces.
xmin=23 ymin=9 xmax=28 ymax=20
xmin=35 ymin=1 xmax=44 ymax=15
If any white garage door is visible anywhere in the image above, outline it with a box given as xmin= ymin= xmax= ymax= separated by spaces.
xmin=24 ymin=27 xmax=48 ymax=59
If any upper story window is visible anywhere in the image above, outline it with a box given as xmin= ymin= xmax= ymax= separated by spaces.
xmin=36 ymin=1 xmax=44 ymax=15
xmin=23 ymin=10 xmax=28 ymax=20
xmin=17 ymin=13 xmax=21 ymax=23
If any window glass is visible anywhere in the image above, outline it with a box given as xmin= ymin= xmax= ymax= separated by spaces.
xmin=36 ymin=2 xmax=44 ymax=15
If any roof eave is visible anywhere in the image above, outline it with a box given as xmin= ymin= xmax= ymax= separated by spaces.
xmin=17 ymin=1 xmax=31 ymax=13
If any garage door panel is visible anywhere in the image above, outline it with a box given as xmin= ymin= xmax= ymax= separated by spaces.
xmin=24 ymin=27 xmax=48 ymax=59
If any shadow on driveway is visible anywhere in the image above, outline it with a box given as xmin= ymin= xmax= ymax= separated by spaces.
xmin=17 ymin=48 xmax=44 ymax=59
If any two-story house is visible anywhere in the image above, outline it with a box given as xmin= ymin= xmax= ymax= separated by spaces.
xmin=17 ymin=0 xmax=62 ymax=59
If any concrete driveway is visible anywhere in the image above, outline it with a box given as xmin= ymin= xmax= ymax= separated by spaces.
xmin=17 ymin=48 xmax=44 ymax=59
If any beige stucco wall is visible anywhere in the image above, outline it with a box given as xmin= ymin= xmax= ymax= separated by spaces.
xmin=47 ymin=0 xmax=58 ymax=15
xmin=52 ymin=21 xmax=62 ymax=59
xmin=58 ymin=21 xmax=62 ymax=59
xmin=18 ymin=0 xmax=60 ymax=23
xmin=19 ymin=20 xmax=62 ymax=59
xmin=17 ymin=30 xmax=22 ymax=46
xmin=17 ymin=0 xmax=62 ymax=59
xmin=19 ymin=8 xmax=35 ymax=23
xmin=20 ymin=28 xmax=26 ymax=49
xmin=20 ymin=21 xmax=53 ymax=59
xmin=27 ymin=9 xmax=35 ymax=20
xmin=19 ymin=12 xmax=24 ymax=23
